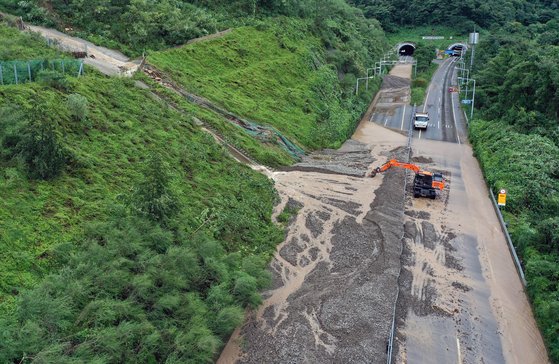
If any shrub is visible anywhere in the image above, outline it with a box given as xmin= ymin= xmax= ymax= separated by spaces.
xmin=132 ymin=153 xmax=179 ymax=225
xmin=67 ymin=93 xmax=89 ymax=122
xmin=36 ymin=70 xmax=69 ymax=92
xmin=19 ymin=119 xmax=67 ymax=180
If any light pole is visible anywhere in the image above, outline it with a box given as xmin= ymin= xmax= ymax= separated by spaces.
xmin=471 ymin=79 xmax=476 ymax=119
xmin=458 ymin=77 xmax=475 ymax=119
xmin=366 ymin=67 xmax=376 ymax=90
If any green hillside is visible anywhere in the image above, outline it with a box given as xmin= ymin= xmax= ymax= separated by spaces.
xmin=0 ymin=21 xmax=287 ymax=362
xmin=150 ymin=23 xmax=378 ymax=149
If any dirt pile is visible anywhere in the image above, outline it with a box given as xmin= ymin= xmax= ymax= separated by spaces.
xmin=280 ymin=139 xmax=375 ymax=177
xmin=224 ymin=151 xmax=407 ymax=363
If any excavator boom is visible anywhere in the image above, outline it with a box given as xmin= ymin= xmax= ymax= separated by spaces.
xmin=376 ymin=159 xmax=421 ymax=174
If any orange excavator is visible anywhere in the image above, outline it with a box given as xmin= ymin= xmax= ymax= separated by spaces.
xmin=370 ymin=159 xmax=445 ymax=199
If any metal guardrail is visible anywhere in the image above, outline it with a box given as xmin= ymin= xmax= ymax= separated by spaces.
xmin=386 ymin=104 xmax=416 ymax=364
xmin=461 ymin=113 xmax=526 ymax=287
xmin=489 ymin=189 xmax=527 ymax=286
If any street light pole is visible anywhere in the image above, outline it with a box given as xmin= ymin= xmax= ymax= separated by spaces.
xmin=471 ymin=79 xmax=476 ymax=119
xmin=366 ymin=67 xmax=376 ymax=90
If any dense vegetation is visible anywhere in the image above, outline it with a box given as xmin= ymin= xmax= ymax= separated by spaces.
xmin=0 ymin=0 xmax=389 ymax=360
xmin=467 ymin=12 xmax=559 ymax=363
xmin=0 ymin=22 xmax=288 ymax=362
xmin=350 ymin=0 xmax=556 ymax=32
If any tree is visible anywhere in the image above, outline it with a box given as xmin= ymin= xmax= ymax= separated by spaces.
xmin=132 ymin=153 xmax=179 ymax=224
xmin=19 ymin=116 xmax=67 ymax=180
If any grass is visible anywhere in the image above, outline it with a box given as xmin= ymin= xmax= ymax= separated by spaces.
xmin=0 ymin=23 xmax=289 ymax=361
xmin=0 ymin=24 xmax=62 ymax=60
xmin=134 ymin=72 xmax=295 ymax=167
xmin=0 ymin=67 xmax=282 ymax=314
xmin=149 ymin=23 xmax=364 ymax=150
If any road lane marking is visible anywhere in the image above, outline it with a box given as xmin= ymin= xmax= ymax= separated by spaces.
xmin=418 ymin=129 xmax=422 ymax=139
xmin=400 ymin=105 xmax=406 ymax=130
xmin=424 ymin=57 xmax=450 ymax=113
xmin=384 ymin=117 xmax=389 ymax=126
xmin=450 ymin=80 xmax=461 ymax=144
xmin=423 ymin=85 xmax=431 ymax=112
xmin=456 ymin=337 xmax=462 ymax=364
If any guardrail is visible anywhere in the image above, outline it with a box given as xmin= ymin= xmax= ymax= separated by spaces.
xmin=488 ymin=189 xmax=527 ymax=286
xmin=461 ymin=113 xmax=526 ymax=287
xmin=386 ymin=104 xmax=416 ymax=364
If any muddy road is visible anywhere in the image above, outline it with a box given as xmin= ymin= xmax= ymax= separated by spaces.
xmin=218 ymin=69 xmax=412 ymax=363
xmin=218 ymin=61 xmax=548 ymax=363
xmin=394 ymin=139 xmax=549 ymax=364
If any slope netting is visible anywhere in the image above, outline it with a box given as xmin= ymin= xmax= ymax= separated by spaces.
xmin=236 ymin=118 xmax=305 ymax=160
xmin=0 ymin=59 xmax=84 ymax=85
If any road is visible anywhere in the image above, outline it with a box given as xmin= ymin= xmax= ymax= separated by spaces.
xmin=25 ymin=25 xmax=140 ymax=76
xmin=367 ymin=58 xmax=549 ymax=363
xmin=377 ymin=57 xmax=467 ymax=144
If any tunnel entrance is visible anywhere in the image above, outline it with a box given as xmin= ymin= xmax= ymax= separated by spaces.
xmin=447 ymin=43 xmax=468 ymax=57
xmin=398 ymin=43 xmax=416 ymax=56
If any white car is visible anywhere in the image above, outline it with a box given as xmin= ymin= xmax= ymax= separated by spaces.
xmin=414 ymin=112 xmax=429 ymax=129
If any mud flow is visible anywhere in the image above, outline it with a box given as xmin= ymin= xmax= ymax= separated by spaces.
xmin=219 ymin=67 xmax=412 ymax=364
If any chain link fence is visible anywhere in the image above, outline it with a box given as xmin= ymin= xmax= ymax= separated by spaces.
xmin=0 ymin=59 xmax=84 ymax=85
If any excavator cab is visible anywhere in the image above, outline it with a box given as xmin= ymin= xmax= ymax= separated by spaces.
xmin=432 ymin=173 xmax=445 ymax=190
xmin=371 ymin=159 xmax=445 ymax=199
xmin=413 ymin=173 xmax=438 ymax=199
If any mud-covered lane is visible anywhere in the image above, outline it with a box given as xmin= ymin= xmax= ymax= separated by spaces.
xmin=218 ymin=64 xmax=413 ymax=364
xmin=218 ymin=124 xmax=410 ymax=363
xmin=394 ymin=140 xmax=549 ymax=364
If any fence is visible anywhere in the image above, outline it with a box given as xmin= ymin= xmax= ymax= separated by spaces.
xmin=0 ymin=59 xmax=84 ymax=85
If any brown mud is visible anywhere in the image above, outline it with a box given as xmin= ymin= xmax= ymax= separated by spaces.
xmin=218 ymin=66 xmax=411 ymax=364
xmin=394 ymin=139 xmax=549 ymax=364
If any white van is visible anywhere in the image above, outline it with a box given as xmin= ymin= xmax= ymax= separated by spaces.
xmin=414 ymin=112 xmax=429 ymax=129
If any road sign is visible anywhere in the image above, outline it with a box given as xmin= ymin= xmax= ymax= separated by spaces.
xmin=444 ymin=50 xmax=454 ymax=55
xmin=462 ymin=99 xmax=472 ymax=104
xmin=498 ymin=189 xmax=507 ymax=206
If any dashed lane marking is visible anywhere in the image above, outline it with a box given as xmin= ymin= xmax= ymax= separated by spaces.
xmin=450 ymin=75 xmax=461 ymax=144
xmin=456 ymin=337 xmax=462 ymax=364
xmin=400 ymin=104 xmax=406 ymax=130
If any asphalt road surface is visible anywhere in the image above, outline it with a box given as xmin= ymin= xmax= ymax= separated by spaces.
xmin=375 ymin=57 xmax=467 ymax=144
xmin=369 ymin=59 xmax=548 ymax=363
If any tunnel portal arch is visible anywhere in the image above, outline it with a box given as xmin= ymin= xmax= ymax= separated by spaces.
xmin=396 ymin=42 xmax=416 ymax=56
xmin=447 ymin=43 xmax=468 ymax=56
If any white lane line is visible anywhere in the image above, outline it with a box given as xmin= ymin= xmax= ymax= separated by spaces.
xmin=423 ymin=57 xmax=450 ymax=113
xmin=384 ymin=117 xmax=389 ymax=126
xmin=456 ymin=337 xmax=462 ymax=364
xmin=418 ymin=129 xmax=422 ymax=139
xmin=450 ymin=81 xmax=461 ymax=144
xmin=400 ymin=104 xmax=406 ymax=130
